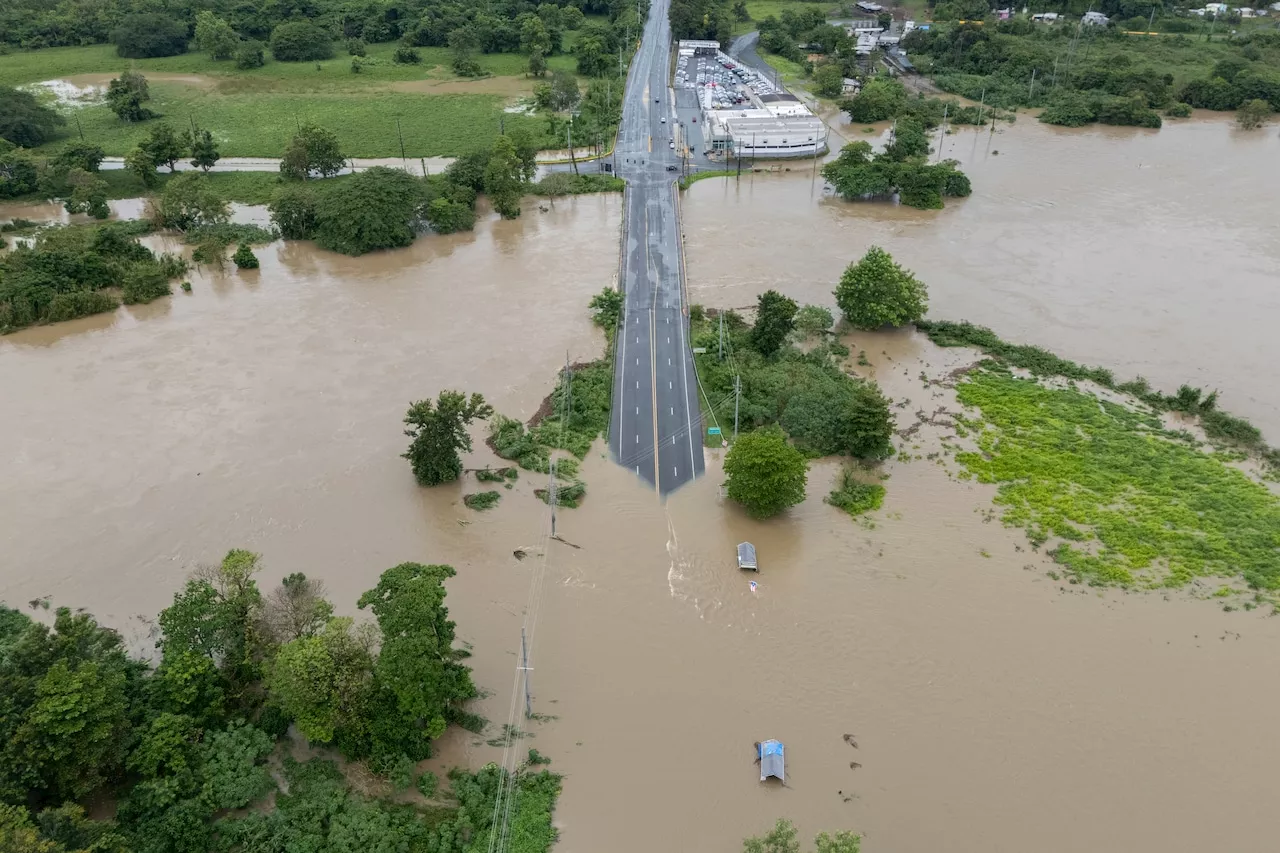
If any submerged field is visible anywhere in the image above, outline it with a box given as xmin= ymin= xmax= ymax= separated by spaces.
xmin=953 ymin=366 xmax=1280 ymax=600
xmin=0 ymin=42 xmax=582 ymax=157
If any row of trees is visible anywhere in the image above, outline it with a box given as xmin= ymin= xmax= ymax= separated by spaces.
xmin=0 ymin=550 xmax=501 ymax=852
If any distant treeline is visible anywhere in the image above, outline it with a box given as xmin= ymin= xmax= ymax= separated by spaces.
xmin=0 ymin=0 xmax=625 ymax=50
xmin=903 ymin=21 xmax=1280 ymax=128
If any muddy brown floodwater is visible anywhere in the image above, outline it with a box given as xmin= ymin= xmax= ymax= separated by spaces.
xmin=3 ymin=121 xmax=1280 ymax=853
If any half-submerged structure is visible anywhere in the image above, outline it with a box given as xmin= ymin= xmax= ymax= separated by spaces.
xmin=759 ymin=739 xmax=785 ymax=782
xmin=737 ymin=541 xmax=758 ymax=571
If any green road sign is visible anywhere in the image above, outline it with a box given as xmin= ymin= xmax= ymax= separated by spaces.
xmin=708 ymin=427 xmax=722 ymax=435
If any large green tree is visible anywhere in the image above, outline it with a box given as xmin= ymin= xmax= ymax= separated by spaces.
xmin=280 ymin=123 xmax=345 ymax=180
xmin=106 ymin=71 xmax=152 ymax=122
xmin=313 ymin=166 xmax=423 ymax=255
xmin=751 ymin=289 xmax=798 ymax=357
xmin=194 ymin=11 xmax=239 ymax=60
xmin=357 ymin=563 xmax=477 ymax=759
xmin=269 ymin=617 xmax=374 ymax=744
xmin=402 ymin=390 xmax=494 ymax=486
xmin=140 ymin=123 xmax=185 ymax=172
xmin=112 ymin=13 xmax=188 ymax=58
xmin=834 ymin=246 xmax=928 ymax=329
xmin=0 ymin=606 xmax=135 ymax=808
xmin=724 ymin=426 xmax=808 ymax=518
xmin=187 ymin=128 xmax=220 ymax=172
xmin=269 ymin=21 xmax=333 ymax=62
xmin=484 ymin=135 xmax=524 ymax=219
xmin=0 ymin=87 xmax=65 ymax=147
xmin=153 ymin=173 xmax=229 ymax=230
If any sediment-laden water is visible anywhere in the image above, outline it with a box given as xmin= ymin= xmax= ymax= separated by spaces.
xmin=3 ymin=121 xmax=1279 ymax=853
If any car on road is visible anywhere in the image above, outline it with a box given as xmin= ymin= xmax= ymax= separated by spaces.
xmin=666 ymin=165 xmax=677 ymax=171
xmin=660 ymin=116 xmax=666 ymax=123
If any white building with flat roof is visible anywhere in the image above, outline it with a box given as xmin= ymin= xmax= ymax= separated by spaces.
xmin=705 ymin=109 xmax=828 ymax=158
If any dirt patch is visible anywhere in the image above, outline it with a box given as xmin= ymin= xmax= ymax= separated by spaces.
xmin=61 ymin=72 xmax=218 ymax=89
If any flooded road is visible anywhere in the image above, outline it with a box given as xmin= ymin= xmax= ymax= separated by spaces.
xmin=683 ymin=118 xmax=1280 ymax=437
xmin=4 ymin=120 xmax=1280 ymax=853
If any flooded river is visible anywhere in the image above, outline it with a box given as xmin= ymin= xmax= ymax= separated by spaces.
xmin=3 ymin=120 xmax=1280 ymax=853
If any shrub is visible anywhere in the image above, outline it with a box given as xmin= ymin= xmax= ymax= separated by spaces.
xmin=106 ymin=72 xmax=152 ymax=122
xmin=346 ymin=38 xmax=368 ymax=57
xmin=393 ymin=46 xmax=422 ymax=64
xmin=269 ymin=185 xmax=318 ymax=239
xmin=1165 ymin=102 xmax=1193 ymax=118
xmin=112 ymin=14 xmax=189 ymax=58
xmin=232 ymin=243 xmax=259 ymax=269
xmin=826 ymin=469 xmax=886 ymax=517
xmin=416 ymin=770 xmax=438 ymax=799
xmin=235 ymin=40 xmax=266 ymax=69
xmin=463 ymin=491 xmax=501 ymax=510
xmin=122 ymin=266 xmax=173 ymax=304
xmin=270 ymin=22 xmax=334 ymax=62
xmin=314 ymin=167 xmax=423 ymax=255
xmin=1237 ymin=98 xmax=1271 ymax=130
xmin=153 ymin=173 xmax=229 ymax=231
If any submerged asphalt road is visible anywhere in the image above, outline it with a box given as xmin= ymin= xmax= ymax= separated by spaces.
xmin=609 ymin=0 xmax=705 ymax=495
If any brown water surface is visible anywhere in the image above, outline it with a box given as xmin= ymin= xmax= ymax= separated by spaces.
xmin=2 ymin=122 xmax=1280 ymax=853
xmin=685 ymin=118 xmax=1280 ymax=436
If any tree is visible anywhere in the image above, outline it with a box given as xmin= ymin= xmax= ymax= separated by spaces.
xmin=575 ymin=27 xmax=611 ymax=77
xmin=263 ymin=573 xmax=334 ymax=643
xmin=187 ymin=128 xmax=220 ymax=172
xmin=588 ymin=286 xmax=623 ymax=329
xmin=106 ymin=71 xmax=152 ymax=122
xmin=0 ymin=87 xmax=65 ymax=147
xmin=840 ymin=78 xmax=906 ymax=123
xmin=744 ymin=819 xmax=861 ymax=853
xmin=157 ymin=550 xmax=266 ymax=702
xmin=198 ymin=721 xmax=274 ymax=810
xmin=881 ymin=115 xmax=929 ymax=162
xmin=521 ymin=16 xmax=552 ymax=72
xmin=1237 ymin=98 xmax=1271 ymax=130
xmin=269 ymin=618 xmax=375 ymax=744
xmin=529 ymin=49 xmax=548 ymax=77
xmin=752 ymin=289 xmax=798 ymax=356
xmin=449 ymin=26 xmax=483 ymax=77
xmin=484 ymin=135 xmax=524 ymax=219
xmin=194 ymin=11 xmax=239 ymax=60
xmin=137 ymin=123 xmax=183 ymax=172
xmin=112 ymin=14 xmax=188 ymax=58
xmin=393 ymin=46 xmax=422 ymax=64
xmin=0 ymin=607 xmax=134 ymax=809
xmin=234 ymin=40 xmax=266 ymax=70
xmin=313 ymin=166 xmax=424 ymax=255
xmin=835 ymin=246 xmax=928 ymax=329
xmin=0 ymin=149 xmax=40 ymax=198
xmin=550 ymin=69 xmax=581 ymax=111
xmin=52 ymin=142 xmax=104 ymax=173
xmin=813 ymin=63 xmax=845 ymax=98
xmin=63 ymin=168 xmax=110 ymax=219
xmin=270 ymin=21 xmax=334 ymax=62
xmin=232 ymin=243 xmax=259 ymax=269
xmin=402 ymin=390 xmax=494 ymax=486
xmin=357 ymin=562 xmax=477 ymax=759
xmin=280 ymin=123 xmax=345 ymax=180
xmin=153 ymin=173 xmax=229 ymax=230
xmin=724 ymin=427 xmax=808 ymax=518
xmin=0 ymin=804 xmax=58 ymax=853
xmin=424 ymin=197 xmax=476 ymax=234
xmin=793 ymin=305 xmax=833 ymax=337
xmin=269 ymin=184 xmax=318 ymax=239
xmin=125 ymin=146 xmax=158 ymax=188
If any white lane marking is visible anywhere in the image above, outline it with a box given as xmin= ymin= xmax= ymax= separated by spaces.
xmin=635 ymin=406 xmax=640 ymax=415
xmin=670 ymin=407 xmax=674 ymax=415
xmin=674 ymin=467 xmax=678 ymax=477
xmin=669 ymin=381 xmax=673 ymax=389
xmin=636 ymin=357 xmax=639 ymax=365
xmin=636 ymin=380 xmax=639 ymax=389
xmin=666 ymin=316 xmax=670 ymax=324
xmin=636 ymin=466 xmax=640 ymax=474
xmin=667 ymin=337 xmax=670 ymax=344
xmin=636 ymin=337 xmax=640 ymax=343
xmin=635 ymin=435 xmax=639 ymax=443
xmin=668 ymin=358 xmax=672 ymax=366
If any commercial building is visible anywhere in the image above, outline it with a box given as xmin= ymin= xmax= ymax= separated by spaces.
xmin=675 ymin=42 xmax=829 ymax=159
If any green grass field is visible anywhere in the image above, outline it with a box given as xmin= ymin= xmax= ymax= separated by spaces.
xmin=731 ymin=2 xmax=835 ymax=36
xmin=0 ymin=41 xmax=586 ymax=157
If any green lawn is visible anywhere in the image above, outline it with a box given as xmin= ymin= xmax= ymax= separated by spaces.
xmin=0 ymin=42 xmax=581 ymax=157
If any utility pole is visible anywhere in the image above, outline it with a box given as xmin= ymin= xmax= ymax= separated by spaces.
xmin=1028 ymin=68 xmax=1037 ymax=101
xmin=395 ymin=117 xmax=406 ymax=162
xmin=733 ymin=374 xmax=741 ymax=441
xmin=567 ymin=123 xmax=579 ymax=176
xmin=520 ymin=627 xmax=532 ymax=718
xmin=75 ymin=113 xmax=84 ymax=141
xmin=1147 ymin=8 xmax=1156 ymax=33
xmin=718 ymin=312 xmax=724 ymax=359
xmin=976 ymin=87 xmax=986 ymax=126
xmin=935 ymin=103 xmax=948 ymax=163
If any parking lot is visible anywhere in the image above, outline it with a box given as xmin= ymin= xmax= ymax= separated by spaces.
xmin=673 ymin=51 xmax=778 ymax=111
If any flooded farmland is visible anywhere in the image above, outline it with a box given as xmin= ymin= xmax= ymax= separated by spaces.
xmin=3 ymin=120 xmax=1280 ymax=853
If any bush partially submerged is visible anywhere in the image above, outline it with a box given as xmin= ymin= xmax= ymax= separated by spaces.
xmin=826 ymin=469 xmax=886 ymax=517
xmin=463 ymin=491 xmax=502 ymax=510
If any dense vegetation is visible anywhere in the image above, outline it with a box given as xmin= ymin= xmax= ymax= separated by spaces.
xmin=724 ymin=426 xmax=809 ymax=518
xmin=0 ymin=550 xmax=562 ymax=852
xmin=822 ymin=134 xmax=971 ymax=211
xmin=902 ymin=17 xmax=1280 ymax=127
xmin=0 ymin=221 xmax=186 ymax=333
